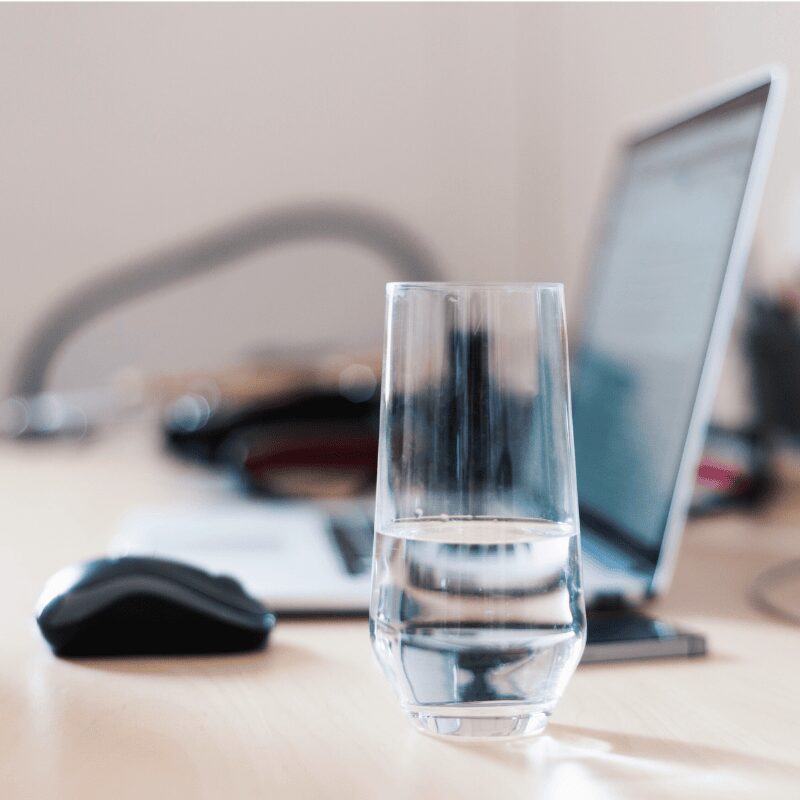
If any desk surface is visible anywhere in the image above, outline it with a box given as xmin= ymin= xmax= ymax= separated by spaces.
xmin=1 ymin=427 xmax=799 ymax=799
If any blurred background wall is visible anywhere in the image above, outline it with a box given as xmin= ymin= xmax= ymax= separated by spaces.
xmin=1 ymin=3 xmax=799 ymax=419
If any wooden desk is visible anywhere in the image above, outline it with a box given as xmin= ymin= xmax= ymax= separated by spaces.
xmin=1 ymin=427 xmax=799 ymax=799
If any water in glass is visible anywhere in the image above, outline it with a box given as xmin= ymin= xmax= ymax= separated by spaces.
xmin=370 ymin=517 xmax=585 ymax=739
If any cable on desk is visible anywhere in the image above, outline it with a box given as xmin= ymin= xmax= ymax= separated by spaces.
xmin=749 ymin=556 xmax=800 ymax=626
xmin=10 ymin=201 xmax=442 ymax=398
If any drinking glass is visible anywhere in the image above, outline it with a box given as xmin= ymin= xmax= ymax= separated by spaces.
xmin=369 ymin=282 xmax=585 ymax=740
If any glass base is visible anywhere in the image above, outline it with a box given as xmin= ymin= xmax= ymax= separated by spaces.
xmin=404 ymin=705 xmax=550 ymax=741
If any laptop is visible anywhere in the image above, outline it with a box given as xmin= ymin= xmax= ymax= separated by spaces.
xmin=112 ymin=68 xmax=785 ymax=642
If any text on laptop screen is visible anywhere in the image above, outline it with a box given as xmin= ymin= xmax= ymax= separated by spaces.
xmin=572 ymin=90 xmax=767 ymax=557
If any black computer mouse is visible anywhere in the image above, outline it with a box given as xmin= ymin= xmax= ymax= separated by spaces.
xmin=35 ymin=556 xmax=276 ymax=657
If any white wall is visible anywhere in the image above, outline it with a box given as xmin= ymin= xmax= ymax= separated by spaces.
xmin=515 ymin=3 xmax=800 ymax=421
xmin=519 ymin=3 xmax=800 ymax=297
xmin=2 ymin=3 xmax=799 ymax=419
xmin=0 ymin=4 xmax=527 ymax=391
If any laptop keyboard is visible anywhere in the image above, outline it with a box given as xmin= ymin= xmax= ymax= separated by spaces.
xmin=581 ymin=531 xmax=636 ymax=572
xmin=329 ymin=512 xmax=374 ymax=575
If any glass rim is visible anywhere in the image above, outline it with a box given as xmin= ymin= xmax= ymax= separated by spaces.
xmin=386 ymin=281 xmax=564 ymax=292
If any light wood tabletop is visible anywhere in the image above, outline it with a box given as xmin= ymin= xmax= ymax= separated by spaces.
xmin=1 ymin=425 xmax=799 ymax=799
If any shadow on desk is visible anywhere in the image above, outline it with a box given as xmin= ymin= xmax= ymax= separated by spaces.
xmin=455 ymin=723 xmax=800 ymax=794
xmin=53 ymin=640 xmax=318 ymax=677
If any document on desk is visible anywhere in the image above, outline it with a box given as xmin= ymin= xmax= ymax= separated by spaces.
xmin=111 ymin=502 xmax=371 ymax=611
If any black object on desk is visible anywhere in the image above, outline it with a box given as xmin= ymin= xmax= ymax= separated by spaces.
xmin=36 ymin=557 xmax=276 ymax=657
xmin=583 ymin=610 xmax=706 ymax=664
xmin=164 ymin=391 xmax=380 ymax=500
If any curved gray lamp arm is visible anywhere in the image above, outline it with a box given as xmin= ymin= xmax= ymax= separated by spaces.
xmin=11 ymin=202 xmax=441 ymax=396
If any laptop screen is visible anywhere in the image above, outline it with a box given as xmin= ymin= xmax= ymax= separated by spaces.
xmin=572 ymin=83 xmax=770 ymax=563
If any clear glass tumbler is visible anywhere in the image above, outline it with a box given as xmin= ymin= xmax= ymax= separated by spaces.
xmin=369 ymin=282 xmax=585 ymax=740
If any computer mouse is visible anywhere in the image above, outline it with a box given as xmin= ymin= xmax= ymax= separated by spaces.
xmin=35 ymin=556 xmax=276 ymax=657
